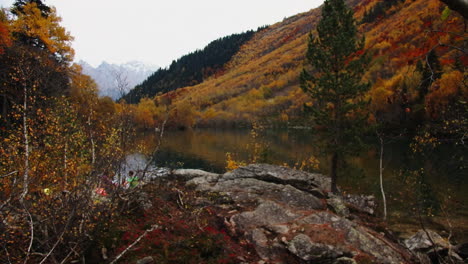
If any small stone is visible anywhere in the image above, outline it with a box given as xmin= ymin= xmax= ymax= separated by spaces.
xmin=136 ymin=256 xmax=154 ymax=264
xmin=327 ymin=195 xmax=350 ymax=217
xmin=343 ymin=194 xmax=376 ymax=215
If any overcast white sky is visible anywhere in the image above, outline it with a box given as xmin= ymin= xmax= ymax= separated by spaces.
xmin=0 ymin=0 xmax=324 ymax=67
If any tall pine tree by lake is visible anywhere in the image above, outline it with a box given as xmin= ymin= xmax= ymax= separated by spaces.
xmin=300 ymin=0 xmax=370 ymax=193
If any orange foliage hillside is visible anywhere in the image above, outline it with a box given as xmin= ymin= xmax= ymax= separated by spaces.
xmin=153 ymin=0 xmax=466 ymax=128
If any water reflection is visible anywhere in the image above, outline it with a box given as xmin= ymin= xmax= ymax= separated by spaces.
xmin=145 ymin=128 xmax=467 ymax=240
xmin=155 ymin=129 xmax=320 ymax=171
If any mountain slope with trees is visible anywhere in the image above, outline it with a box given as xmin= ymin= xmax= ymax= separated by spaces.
xmin=135 ymin=0 xmax=465 ymax=134
xmin=0 ymin=0 xmax=466 ymax=262
xmin=122 ymin=29 xmax=259 ymax=104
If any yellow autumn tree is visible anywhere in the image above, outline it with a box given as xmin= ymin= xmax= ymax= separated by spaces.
xmin=135 ymin=97 xmax=158 ymax=129
xmin=425 ymin=70 xmax=465 ymax=118
xmin=11 ymin=2 xmax=74 ymax=62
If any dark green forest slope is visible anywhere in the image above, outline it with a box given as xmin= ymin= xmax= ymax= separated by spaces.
xmin=122 ymin=29 xmax=262 ymax=104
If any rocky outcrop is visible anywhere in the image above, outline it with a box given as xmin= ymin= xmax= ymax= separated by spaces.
xmin=405 ymin=230 xmax=464 ymax=264
xmin=178 ymin=164 xmax=414 ymax=263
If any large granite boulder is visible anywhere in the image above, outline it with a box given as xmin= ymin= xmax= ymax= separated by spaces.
xmin=183 ymin=164 xmax=414 ymax=263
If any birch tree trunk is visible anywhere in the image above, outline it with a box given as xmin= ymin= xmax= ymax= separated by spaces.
xmin=379 ymin=136 xmax=387 ymax=220
xmin=20 ymin=84 xmax=30 ymax=203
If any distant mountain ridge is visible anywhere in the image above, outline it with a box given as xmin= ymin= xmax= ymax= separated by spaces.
xmin=79 ymin=61 xmax=159 ymax=100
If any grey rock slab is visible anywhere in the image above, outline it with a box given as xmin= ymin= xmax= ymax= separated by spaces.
xmin=231 ymin=201 xmax=301 ymax=230
xmin=287 ymin=234 xmax=344 ymax=261
xmin=186 ymin=174 xmax=221 ymax=191
xmin=251 ymin=228 xmax=270 ymax=260
xmin=405 ymin=229 xmax=452 ymax=251
xmin=212 ymin=178 xmax=325 ymax=210
xmin=178 ymin=165 xmax=413 ymax=263
xmin=172 ymin=169 xmax=219 ymax=180
xmin=222 ymin=164 xmax=331 ymax=194
xmin=299 ymin=211 xmax=407 ymax=264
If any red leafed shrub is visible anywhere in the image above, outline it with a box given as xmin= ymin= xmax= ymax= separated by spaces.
xmin=91 ymin=181 xmax=259 ymax=264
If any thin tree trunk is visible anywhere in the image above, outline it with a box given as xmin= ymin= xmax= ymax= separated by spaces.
xmin=88 ymin=115 xmax=95 ymax=165
xmin=330 ymin=152 xmax=338 ymax=193
xmin=20 ymin=85 xmax=30 ymax=203
xmin=64 ymin=142 xmax=68 ymax=185
xmin=379 ymin=136 xmax=387 ymax=220
xmin=141 ymin=113 xmax=169 ymax=180
xmin=2 ymin=95 xmax=8 ymax=126
xmin=91 ymin=136 xmax=96 ymax=165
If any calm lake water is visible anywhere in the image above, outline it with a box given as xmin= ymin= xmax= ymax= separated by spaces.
xmin=145 ymin=128 xmax=467 ymax=242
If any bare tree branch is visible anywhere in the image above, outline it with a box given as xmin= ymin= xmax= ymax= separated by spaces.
xmin=141 ymin=110 xmax=169 ymax=180
xmin=109 ymin=224 xmax=159 ymax=264
xmin=22 ymin=203 xmax=34 ymax=264
xmin=0 ymin=171 xmax=18 ymax=179
xmin=39 ymin=208 xmax=76 ymax=264
xmin=112 ymin=69 xmax=129 ymax=99
xmin=2 ymin=244 xmax=12 ymax=264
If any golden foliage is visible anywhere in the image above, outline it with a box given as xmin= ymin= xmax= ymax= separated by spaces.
xmin=11 ymin=2 xmax=74 ymax=61
xmin=142 ymin=0 xmax=464 ymax=128
xmin=425 ymin=70 xmax=465 ymax=118
xmin=134 ymin=98 xmax=158 ymax=129
xmin=225 ymin=152 xmax=246 ymax=171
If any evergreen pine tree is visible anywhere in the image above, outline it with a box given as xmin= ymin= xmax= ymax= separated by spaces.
xmin=300 ymin=0 xmax=370 ymax=193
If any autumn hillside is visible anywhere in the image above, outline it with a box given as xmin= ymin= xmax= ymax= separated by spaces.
xmin=122 ymin=29 xmax=258 ymax=104
xmin=137 ymin=0 xmax=466 ymax=130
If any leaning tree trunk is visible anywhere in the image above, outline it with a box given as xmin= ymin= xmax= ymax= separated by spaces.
xmin=379 ymin=136 xmax=387 ymax=220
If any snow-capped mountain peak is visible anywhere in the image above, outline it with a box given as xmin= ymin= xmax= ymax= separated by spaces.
xmin=78 ymin=61 xmax=159 ymax=100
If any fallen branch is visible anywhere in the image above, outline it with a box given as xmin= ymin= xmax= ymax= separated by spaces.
xmin=2 ymin=244 xmax=12 ymax=264
xmin=59 ymin=243 xmax=80 ymax=264
xmin=109 ymin=224 xmax=159 ymax=264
